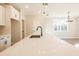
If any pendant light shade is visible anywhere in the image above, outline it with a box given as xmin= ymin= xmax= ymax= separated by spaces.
xmin=67 ymin=11 xmax=73 ymax=22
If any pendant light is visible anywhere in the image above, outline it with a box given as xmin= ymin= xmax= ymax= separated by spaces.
xmin=42 ymin=3 xmax=48 ymax=16
xmin=67 ymin=11 xmax=73 ymax=22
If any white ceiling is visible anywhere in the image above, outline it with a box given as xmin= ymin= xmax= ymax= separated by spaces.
xmin=11 ymin=3 xmax=42 ymax=15
xmin=11 ymin=3 xmax=79 ymax=17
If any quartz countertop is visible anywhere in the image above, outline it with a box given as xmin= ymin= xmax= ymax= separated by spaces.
xmin=0 ymin=32 xmax=79 ymax=56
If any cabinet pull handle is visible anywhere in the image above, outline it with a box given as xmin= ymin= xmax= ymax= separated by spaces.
xmin=4 ymin=40 xmax=7 ymax=45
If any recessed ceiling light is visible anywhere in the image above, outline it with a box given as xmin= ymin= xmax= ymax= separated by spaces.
xmin=25 ymin=5 xmax=29 ymax=8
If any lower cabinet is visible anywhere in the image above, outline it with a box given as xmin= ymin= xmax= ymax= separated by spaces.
xmin=0 ymin=35 xmax=11 ymax=51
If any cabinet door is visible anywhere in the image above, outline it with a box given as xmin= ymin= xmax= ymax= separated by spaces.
xmin=21 ymin=14 xmax=25 ymax=20
xmin=14 ymin=9 xmax=19 ymax=20
xmin=0 ymin=6 xmax=5 ymax=26
xmin=10 ymin=6 xmax=19 ymax=20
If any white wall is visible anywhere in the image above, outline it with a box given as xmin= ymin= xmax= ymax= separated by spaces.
xmin=52 ymin=17 xmax=77 ymax=38
xmin=24 ymin=14 xmax=78 ymax=39
xmin=76 ymin=17 xmax=79 ymax=37
xmin=32 ymin=15 xmax=78 ymax=38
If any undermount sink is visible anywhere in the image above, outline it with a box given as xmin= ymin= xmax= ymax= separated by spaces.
xmin=29 ymin=35 xmax=41 ymax=38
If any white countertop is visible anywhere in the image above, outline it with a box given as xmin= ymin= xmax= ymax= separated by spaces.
xmin=0 ymin=32 xmax=79 ymax=56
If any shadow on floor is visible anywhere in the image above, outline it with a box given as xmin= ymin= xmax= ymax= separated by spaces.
xmin=61 ymin=38 xmax=79 ymax=45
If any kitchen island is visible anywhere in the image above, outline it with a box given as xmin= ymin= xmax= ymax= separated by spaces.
xmin=0 ymin=32 xmax=79 ymax=56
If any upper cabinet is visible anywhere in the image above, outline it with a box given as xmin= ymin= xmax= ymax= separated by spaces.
xmin=0 ymin=5 xmax=5 ymax=26
xmin=21 ymin=13 xmax=25 ymax=20
xmin=10 ymin=6 xmax=20 ymax=20
xmin=20 ymin=9 xmax=25 ymax=20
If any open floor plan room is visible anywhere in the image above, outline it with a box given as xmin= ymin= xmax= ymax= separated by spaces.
xmin=0 ymin=3 xmax=79 ymax=56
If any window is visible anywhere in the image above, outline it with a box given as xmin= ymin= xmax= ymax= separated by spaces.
xmin=53 ymin=17 xmax=68 ymax=32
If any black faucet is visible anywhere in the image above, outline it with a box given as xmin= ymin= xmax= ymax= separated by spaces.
xmin=36 ymin=26 xmax=42 ymax=36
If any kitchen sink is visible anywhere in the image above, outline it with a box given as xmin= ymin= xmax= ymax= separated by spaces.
xmin=30 ymin=35 xmax=41 ymax=38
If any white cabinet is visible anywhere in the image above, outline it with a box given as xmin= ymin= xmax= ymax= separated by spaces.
xmin=20 ymin=10 xmax=25 ymax=20
xmin=21 ymin=14 xmax=25 ymax=20
xmin=10 ymin=6 xmax=20 ymax=20
xmin=0 ymin=5 xmax=5 ymax=26
xmin=0 ymin=35 xmax=11 ymax=51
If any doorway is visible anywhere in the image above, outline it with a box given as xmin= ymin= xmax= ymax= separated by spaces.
xmin=22 ymin=20 xmax=25 ymax=39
